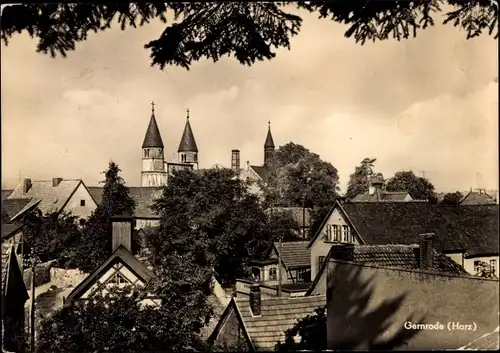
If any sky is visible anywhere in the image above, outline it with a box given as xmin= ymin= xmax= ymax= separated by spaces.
xmin=1 ymin=7 xmax=498 ymax=193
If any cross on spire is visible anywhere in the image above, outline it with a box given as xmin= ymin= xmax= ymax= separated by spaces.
xmin=151 ymin=101 xmax=155 ymax=113
xmin=268 ymin=120 xmax=271 ymax=126
xmin=186 ymin=108 xmax=190 ymax=119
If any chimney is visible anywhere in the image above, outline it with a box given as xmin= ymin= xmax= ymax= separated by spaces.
xmin=23 ymin=178 xmax=32 ymax=194
xmin=231 ymin=149 xmax=240 ymax=174
xmin=249 ymin=284 xmax=261 ymax=316
xmin=52 ymin=177 xmax=63 ymax=187
xmin=110 ymin=216 xmax=134 ymax=252
xmin=418 ymin=233 xmax=435 ymax=269
xmin=330 ymin=243 xmax=355 ymax=262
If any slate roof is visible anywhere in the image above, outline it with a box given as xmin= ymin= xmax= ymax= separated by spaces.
xmin=1 ymin=190 xmax=13 ymax=200
xmin=210 ymin=295 xmax=325 ymax=351
xmin=249 ymin=165 xmax=274 ymax=181
xmin=1 ymin=223 xmax=23 ymax=240
xmin=8 ymin=179 xmax=88 ymax=220
xmin=458 ymin=326 xmax=499 ymax=350
xmin=236 ymin=295 xmax=324 ymax=350
xmin=177 ymin=117 xmax=198 ymax=152
xmin=351 ymin=190 xmax=412 ymax=202
xmin=273 ymin=241 xmax=310 ymax=269
xmin=142 ymin=113 xmax=164 ymax=148
xmin=2 ymin=198 xmax=31 ymax=221
xmin=460 ymin=190 xmax=497 ymax=205
xmin=266 ymin=207 xmax=312 ymax=228
xmin=310 ymin=201 xmax=499 ymax=257
xmin=87 ymin=186 xmax=163 ymax=218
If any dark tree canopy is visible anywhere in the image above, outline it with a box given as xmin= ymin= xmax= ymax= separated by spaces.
xmin=440 ymin=191 xmax=464 ymax=205
xmin=385 ymin=170 xmax=438 ymax=203
xmin=1 ymin=2 xmax=497 ymax=70
xmin=345 ymin=157 xmax=378 ymax=200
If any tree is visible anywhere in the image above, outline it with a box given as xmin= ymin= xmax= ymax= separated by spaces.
xmin=22 ymin=210 xmax=82 ymax=265
xmin=75 ymin=161 xmax=136 ymax=272
xmin=1 ymin=3 xmax=497 ymax=71
xmin=275 ymin=306 xmax=327 ymax=351
xmin=345 ymin=158 xmax=378 ymax=200
xmin=440 ymin=191 xmax=463 ymax=206
xmin=152 ymin=168 xmax=294 ymax=286
xmin=385 ymin=170 xmax=438 ymax=203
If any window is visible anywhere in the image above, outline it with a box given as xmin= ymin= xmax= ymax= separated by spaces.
xmin=144 ymin=149 xmax=150 ymax=158
xmin=80 ymin=199 xmax=86 ymax=207
xmin=181 ymin=154 xmax=186 ymax=162
xmin=327 ymin=225 xmax=341 ymax=242
xmin=490 ymin=260 xmax=497 ymax=275
xmin=342 ymin=225 xmax=351 ymax=243
xmin=269 ymin=267 xmax=277 ymax=280
xmin=79 ymin=218 xmax=86 ymax=226
xmin=194 ymin=154 xmax=198 ymax=163
xmin=318 ymin=256 xmax=326 ymax=270
xmin=473 ymin=260 xmax=481 ymax=274
xmin=109 ymin=272 xmax=128 ymax=285
xmin=296 ymin=268 xmax=309 ymax=282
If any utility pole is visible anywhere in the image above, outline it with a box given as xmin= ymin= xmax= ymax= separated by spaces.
xmin=421 ymin=171 xmax=426 ymax=179
xmin=30 ymin=249 xmax=36 ymax=353
xmin=277 ymin=233 xmax=283 ymax=298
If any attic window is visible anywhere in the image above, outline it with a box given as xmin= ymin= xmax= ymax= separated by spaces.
xmin=80 ymin=199 xmax=86 ymax=206
xmin=108 ymin=272 xmax=128 ymax=285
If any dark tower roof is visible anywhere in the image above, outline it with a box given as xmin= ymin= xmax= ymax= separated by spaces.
xmin=178 ymin=110 xmax=198 ymax=152
xmin=264 ymin=121 xmax=275 ymax=149
xmin=142 ymin=102 xmax=164 ymax=148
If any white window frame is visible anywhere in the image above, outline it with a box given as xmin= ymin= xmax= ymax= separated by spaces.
xmin=473 ymin=260 xmax=481 ymax=274
xmin=269 ymin=267 xmax=277 ymax=280
xmin=342 ymin=225 xmax=351 ymax=243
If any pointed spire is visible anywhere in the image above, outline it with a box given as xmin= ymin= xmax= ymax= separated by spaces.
xmin=264 ymin=121 xmax=275 ymax=148
xmin=178 ymin=109 xmax=198 ymax=152
xmin=142 ymin=102 xmax=164 ymax=148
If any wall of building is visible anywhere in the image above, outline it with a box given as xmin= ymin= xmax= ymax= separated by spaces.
xmin=445 ymin=252 xmax=464 ymax=268
xmin=212 ymin=307 xmax=250 ymax=351
xmin=135 ymin=218 xmax=160 ymax=230
xmin=141 ymin=172 xmax=167 ymax=187
xmin=236 ymin=280 xmax=291 ymax=298
xmin=310 ymin=208 xmax=359 ymax=280
xmin=64 ymin=183 xmax=98 ymax=219
xmin=326 ymin=261 xmax=499 ymax=350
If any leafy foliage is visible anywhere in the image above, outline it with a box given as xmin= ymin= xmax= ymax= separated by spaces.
xmin=152 ymin=167 xmax=294 ymax=286
xmin=22 ymin=210 xmax=82 ymax=265
xmin=345 ymin=158 xmax=378 ymax=200
xmin=1 ymin=2 xmax=496 ymax=70
xmin=75 ymin=161 xmax=136 ymax=272
xmin=385 ymin=170 xmax=438 ymax=203
xmin=275 ymin=305 xmax=327 ymax=351
xmin=440 ymin=191 xmax=464 ymax=205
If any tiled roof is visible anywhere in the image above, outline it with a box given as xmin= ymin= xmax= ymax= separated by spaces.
xmin=8 ymin=180 xmax=83 ymax=218
xmin=249 ymin=165 xmax=274 ymax=181
xmin=177 ymin=117 xmax=198 ymax=152
xmin=352 ymin=190 xmax=412 ymax=202
xmin=1 ymin=244 xmax=11 ymax=294
xmin=234 ymin=295 xmax=325 ymax=350
xmin=352 ymin=244 xmax=468 ymax=275
xmin=87 ymin=186 xmax=163 ymax=218
xmin=1 ymin=190 xmax=13 ymax=200
xmin=2 ymin=198 xmax=32 ymax=220
xmin=266 ymin=207 xmax=312 ymax=227
xmin=458 ymin=326 xmax=499 ymax=350
xmin=273 ymin=241 xmax=310 ymax=269
xmin=460 ymin=190 xmax=497 ymax=205
xmin=142 ymin=113 xmax=164 ymax=148
xmin=326 ymin=202 xmax=499 ymax=256
xmin=1 ymin=223 xmax=23 ymax=240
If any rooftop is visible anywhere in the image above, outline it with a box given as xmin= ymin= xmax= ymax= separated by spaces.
xmin=273 ymin=241 xmax=310 ymax=269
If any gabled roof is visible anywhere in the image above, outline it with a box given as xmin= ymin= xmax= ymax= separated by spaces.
xmin=265 ymin=207 xmax=312 ymax=228
xmin=1 ymin=189 xmax=13 ymax=200
xmin=8 ymin=179 xmax=92 ymax=220
xmin=306 ymin=244 xmax=469 ymax=296
xmin=1 ymin=244 xmax=29 ymax=301
xmin=458 ymin=326 xmax=499 ymax=350
xmin=273 ymin=241 xmax=310 ymax=269
xmin=1 ymin=223 xmax=23 ymax=240
xmin=87 ymin=186 xmax=163 ymax=218
xmin=308 ymin=201 xmax=499 ymax=256
xmin=209 ymin=295 xmax=325 ymax=351
xmin=177 ymin=117 xmax=198 ymax=152
xmin=351 ymin=190 xmax=412 ymax=202
xmin=66 ymin=245 xmax=154 ymax=303
xmin=249 ymin=165 xmax=274 ymax=181
xmin=2 ymin=198 xmax=32 ymax=221
xmin=460 ymin=190 xmax=496 ymax=205
xmin=142 ymin=113 xmax=164 ymax=148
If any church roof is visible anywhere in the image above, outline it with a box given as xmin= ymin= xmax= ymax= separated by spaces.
xmin=264 ymin=123 xmax=275 ymax=148
xmin=142 ymin=113 xmax=164 ymax=148
xmin=177 ymin=116 xmax=198 ymax=152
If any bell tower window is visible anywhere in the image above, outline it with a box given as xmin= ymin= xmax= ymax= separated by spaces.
xmin=144 ymin=149 xmax=150 ymax=158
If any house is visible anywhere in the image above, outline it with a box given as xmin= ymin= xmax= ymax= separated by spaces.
xmin=271 ymin=241 xmax=311 ymax=283
xmin=307 ymin=201 xmax=498 ymax=279
xmin=351 ymin=173 xmax=413 ymax=202
xmin=2 ymin=244 xmax=30 ymax=352
xmin=87 ymin=186 xmax=163 ymax=229
xmin=208 ymin=285 xmax=325 ymax=351
xmin=323 ymin=246 xmax=499 ymax=350
xmin=307 ymin=236 xmax=469 ymax=296
xmin=264 ymin=207 xmax=313 ymax=238
xmin=7 ymin=178 xmax=98 ymax=225
xmin=460 ymin=188 xmax=497 ymax=205
xmin=65 ymin=216 xmax=159 ymax=306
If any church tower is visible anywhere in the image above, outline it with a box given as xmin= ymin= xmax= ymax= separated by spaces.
xmin=177 ymin=109 xmax=199 ymax=169
xmin=141 ymin=102 xmax=167 ymax=186
xmin=263 ymin=121 xmax=276 ymax=169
